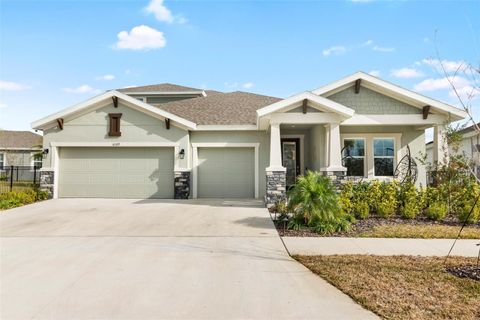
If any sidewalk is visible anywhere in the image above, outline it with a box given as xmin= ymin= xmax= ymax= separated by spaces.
xmin=283 ymin=237 xmax=480 ymax=257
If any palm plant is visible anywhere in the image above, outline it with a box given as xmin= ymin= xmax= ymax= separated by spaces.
xmin=287 ymin=171 xmax=351 ymax=233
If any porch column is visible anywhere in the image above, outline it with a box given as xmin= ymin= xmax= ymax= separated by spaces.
xmin=267 ymin=122 xmax=284 ymax=170
xmin=265 ymin=122 xmax=286 ymax=207
xmin=433 ymin=124 xmax=448 ymax=164
xmin=325 ymin=123 xmax=346 ymax=171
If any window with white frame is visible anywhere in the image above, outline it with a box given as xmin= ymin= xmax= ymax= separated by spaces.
xmin=0 ymin=153 xmax=4 ymax=170
xmin=373 ymin=138 xmax=395 ymax=176
xmin=342 ymin=139 xmax=366 ymax=176
xmin=32 ymin=153 xmax=43 ymax=168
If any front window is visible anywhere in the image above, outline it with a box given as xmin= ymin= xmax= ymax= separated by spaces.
xmin=0 ymin=153 xmax=4 ymax=170
xmin=33 ymin=154 xmax=43 ymax=168
xmin=342 ymin=139 xmax=365 ymax=176
xmin=374 ymin=138 xmax=395 ymax=176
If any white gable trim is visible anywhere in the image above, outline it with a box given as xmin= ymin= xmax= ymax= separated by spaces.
xmin=312 ymin=71 xmax=467 ymax=120
xmin=31 ymin=90 xmax=197 ymax=130
xmin=257 ymin=91 xmax=355 ymax=118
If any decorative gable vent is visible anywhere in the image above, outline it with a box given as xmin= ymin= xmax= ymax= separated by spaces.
xmin=108 ymin=113 xmax=122 ymax=136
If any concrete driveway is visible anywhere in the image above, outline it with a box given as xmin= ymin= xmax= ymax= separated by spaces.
xmin=0 ymin=199 xmax=376 ymax=319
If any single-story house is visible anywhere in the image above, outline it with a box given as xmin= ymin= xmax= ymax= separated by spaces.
xmin=31 ymin=72 xmax=467 ymax=204
xmin=426 ymin=122 xmax=480 ymax=177
xmin=0 ymin=130 xmax=43 ymax=170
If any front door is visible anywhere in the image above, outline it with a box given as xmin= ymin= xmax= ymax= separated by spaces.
xmin=281 ymin=138 xmax=301 ymax=187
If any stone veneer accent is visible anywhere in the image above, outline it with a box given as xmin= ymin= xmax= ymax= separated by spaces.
xmin=321 ymin=170 xmax=348 ymax=188
xmin=265 ymin=170 xmax=286 ymax=207
xmin=39 ymin=170 xmax=54 ymax=199
xmin=174 ymin=171 xmax=190 ymax=199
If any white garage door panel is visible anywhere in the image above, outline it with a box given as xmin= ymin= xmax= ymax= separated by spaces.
xmin=198 ymin=148 xmax=254 ymax=198
xmin=59 ymin=147 xmax=174 ymax=199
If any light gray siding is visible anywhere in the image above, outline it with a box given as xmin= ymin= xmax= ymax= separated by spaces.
xmin=42 ymin=101 xmax=189 ymax=169
xmin=329 ymin=86 xmax=422 ymax=114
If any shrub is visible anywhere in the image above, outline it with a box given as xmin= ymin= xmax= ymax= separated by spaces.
xmin=425 ymin=202 xmax=448 ymax=221
xmin=399 ymin=182 xmax=422 ymax=219
xmin=351 ymin=182 xmax=371 ymax=219
xmin=458 ymin=203 xmax=480 ymax=224
xmin=0 ymin=189 xmax=47 ymax=210
xmin=354 ymin=201 xmax=370 ymax=219
xmin=287 ymin=171 xmax=352 ymax=234
xmin=376 ymin=182 xmax=398 ymax=218
xmin=339 ymin=182 xmax=354 ymax=215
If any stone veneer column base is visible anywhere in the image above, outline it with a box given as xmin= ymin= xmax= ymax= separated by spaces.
xmin=265 ymin=170 xmax=286 ymax=207
xmin=321 ymin=170 xmax=348 ymax=189
xmin=39 ymin=170 xmax=55 ymax=199
xmin=174 ymin=171 xmax=190 ymax=199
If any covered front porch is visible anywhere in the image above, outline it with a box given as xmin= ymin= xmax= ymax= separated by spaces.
xmin=257 ymin=91 xmax=452 ymax=206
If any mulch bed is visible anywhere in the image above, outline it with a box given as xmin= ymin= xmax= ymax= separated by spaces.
xmin=272 ymin=213 xmax=479 ymax=237
xmin=446 ymin=265 xmax=480 ymax=281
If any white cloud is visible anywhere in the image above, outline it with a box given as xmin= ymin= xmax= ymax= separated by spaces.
xmin=96 ymin=74 xmax=115 ymax=81
xmin=145 ymin=0 xmax=186 ymax=24
xmin=115 ymin=25 xmax=166 ymax=50
xmin=414 ymin=76 xmax=470 ymax=92
xmin=421 ymin=58 xmax=466 ymax=73
xmin=373 ymin=45 xmax=395 ymax=53
xmin=242 ymin=82 xmax=254 ymax=89
xmin=369 ymin=70 xmax=381 ymax=77
xmin=63 ymin=85 xmax=101 ymax=94
xmin=0 ymin=103 xmax=7 ymax=109
xmin=322 ymin=46 xmax=347 ymax=56
xmin=391 ymin=68 xmax=424 ymax=79
xmin=361 ymin=40 xmax=373 ymax=47
xmin=0 ymin=80 xmax=31 ymax=91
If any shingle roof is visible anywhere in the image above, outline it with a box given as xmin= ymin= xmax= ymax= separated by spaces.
xmin=156 ymin=91 xmax=282 ymax=125
xmin=0 ymin=130 xmax=42 ymax=149
xmin=117 ymin=83 xmax=203 ymax=93
xmin=458 ymin=122 xmax=480 ymax=135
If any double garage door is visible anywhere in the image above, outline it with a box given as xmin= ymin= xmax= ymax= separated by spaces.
xmin=58 ymin=147 xmax=255 ymax=199
xmin=59 ymin=147 xmax=174 ymax=199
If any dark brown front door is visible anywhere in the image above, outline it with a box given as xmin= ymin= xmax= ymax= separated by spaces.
xmin=281 ymin=138 xmax=301 ymax=187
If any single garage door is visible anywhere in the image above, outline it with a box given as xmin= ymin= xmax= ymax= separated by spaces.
xmin=59 ymin=147 xmax=174 ymax=199
xmin=198 ymin=147 xmax=254 ymax=198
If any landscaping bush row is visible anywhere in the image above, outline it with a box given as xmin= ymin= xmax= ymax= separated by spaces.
xmin=274 ymin=170 xmax=480 ymax=235
xmin=339 ymin=179 xmax=480 ymax=223
xmin=0 ymin=189 xmax=49 ymax=210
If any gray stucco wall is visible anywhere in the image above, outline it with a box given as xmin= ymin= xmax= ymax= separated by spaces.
xmin=42 ymin=101 xmax=189 ymax=169
xmin=329 ymin=86 xmax=422 ymax=114
xmin=190 ymin=131 xmax=269 ymax=198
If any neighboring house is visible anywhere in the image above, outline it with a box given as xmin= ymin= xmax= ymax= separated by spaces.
xmin=31 ymin=72 xmax=467 ymax=203
xmin=0 ymin=130 xmax=43 ymax=170
xmin=426 ymin=122 xmax=480 ymax=177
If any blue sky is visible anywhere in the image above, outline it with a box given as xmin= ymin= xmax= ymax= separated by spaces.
xmin=1 ymin=0 xmax=479 ymax=136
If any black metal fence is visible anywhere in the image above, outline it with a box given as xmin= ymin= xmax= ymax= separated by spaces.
xmin=0 ymin=166 xmax=41 ymax=193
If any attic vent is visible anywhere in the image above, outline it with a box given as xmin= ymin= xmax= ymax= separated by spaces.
xmin=108 ymin=113 xmax=122 ymax=137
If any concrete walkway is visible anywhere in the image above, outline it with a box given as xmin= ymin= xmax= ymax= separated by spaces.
xmin=283 ymin=237 xmax=480 ymax=257
xmin=1 ymin=199 xmax=377 ymax=320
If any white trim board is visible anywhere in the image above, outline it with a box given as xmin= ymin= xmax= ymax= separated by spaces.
xmin=191 ymin=142 xmax=260 ymax=199
xmin=50 ymin=142 xmax=180 ymax=148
